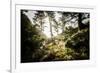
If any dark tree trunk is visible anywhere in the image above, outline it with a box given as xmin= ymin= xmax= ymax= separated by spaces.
xmin=78 ymin=13 xmax=83 ymax=30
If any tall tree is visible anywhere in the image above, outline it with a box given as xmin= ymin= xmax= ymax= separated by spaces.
xmin=46 ymin=11 xmax=55 ymax=39
xmin=52 ymin=18 xmax=59 ymax=35
xmin=60 ymin=12 xmax=68 ymax=33
xmin=33 ymin=11 xmax=45 ymax=32
xmin=59 ymin=12 xmax=77 ymax=33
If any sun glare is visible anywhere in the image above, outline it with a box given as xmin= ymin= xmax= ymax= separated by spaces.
xmin=25 ymin=11 xmax=63 ymax=38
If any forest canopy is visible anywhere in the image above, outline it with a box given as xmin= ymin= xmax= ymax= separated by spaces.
xmin=21 ymin=10 xmax=90 ymax=63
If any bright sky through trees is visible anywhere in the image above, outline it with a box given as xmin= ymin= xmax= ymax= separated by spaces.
xmin=24 ymin=11 xmax=63 ymax=38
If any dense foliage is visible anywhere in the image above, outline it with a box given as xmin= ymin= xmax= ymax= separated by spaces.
xmin=21 ymin=10 xmax=90 ymax=62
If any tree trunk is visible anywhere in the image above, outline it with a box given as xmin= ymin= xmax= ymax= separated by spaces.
xmin=40 ymin=18 xmax=43 ymax=32
xmin=49 ymin=17 xmax=53 ymax=39
xmin=62 ymin=24 xmax=65 ymax=33
xmin=78 ymin=13 xmax=84 ymax=31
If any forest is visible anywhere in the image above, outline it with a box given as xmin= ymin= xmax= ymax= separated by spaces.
xmin=21 ymin=10 xmax=90 ymax=63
